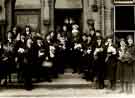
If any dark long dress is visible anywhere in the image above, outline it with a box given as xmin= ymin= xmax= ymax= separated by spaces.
xmin=23 ymin=46 xmax=34 ymax=90
xmin=93 ymin=42 xmax=106 ymax=88
xmin=117 ymin=47 xmax=133 ymax=82
xmin=105 ymin=45 xmax=117 ymax=83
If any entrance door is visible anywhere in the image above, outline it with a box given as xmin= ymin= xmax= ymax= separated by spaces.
xmin=54 ymin=9 xmax=83 ymax=32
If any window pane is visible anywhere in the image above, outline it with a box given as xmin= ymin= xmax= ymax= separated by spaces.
xmin=115 ymin=6 xmax=135 ymax=30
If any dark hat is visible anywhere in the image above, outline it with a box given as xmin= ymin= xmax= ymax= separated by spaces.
xmin=82 ymin=33 xmax=87 ymax=37
xmin=96 ymin=36 xmax=102 ymax=40
xmin=127 ymin=35 xmax=133 ymax=40
xmin=36 ymin=36 xmax=43 ymax=40
xmin=119 ymin=38 xmax=125 ymax=42
xmin=95 ymin=30 xmax=101 ymax=33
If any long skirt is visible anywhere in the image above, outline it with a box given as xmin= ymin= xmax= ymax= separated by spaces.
xmin=105 ymin=57 xmax=117 ymax=81
xmin=116 ymin=61 xmax=133 ymax=82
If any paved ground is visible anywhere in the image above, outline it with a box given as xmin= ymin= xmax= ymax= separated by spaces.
xmin=0 ymin=87 xmax=134 ymax=97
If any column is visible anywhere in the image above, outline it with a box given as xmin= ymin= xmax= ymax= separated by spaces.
xmin=104 ymin=0 xmax=113 ymax=37
xmin=5 ymin=0 xmax=12 ymax=32
xmin=49 ymin=0 xmax=54 ymax=31
xmin=0 ymin=0 xmax=6 ymax=41
xmin=100 ymin=0 xmax=105 ymax=37
xmin=83 ymin=0 xmax=94 ymax=33
xmin=5 ymin=0 xmax=15 ymax=32
xmin=82 ymin=0 xmax=88 ymax=33
xmin=93 ymin=0 xmax=100 ymax=30
xmin=41 ymin=0 xmax=50 ymax=38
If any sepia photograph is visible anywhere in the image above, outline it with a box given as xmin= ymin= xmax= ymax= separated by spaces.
xmin=1 ymin=0 xmax=135 ymax=97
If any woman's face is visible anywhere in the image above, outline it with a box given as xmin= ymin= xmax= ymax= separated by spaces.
xmin=13 ymin=27 xmax=17 ymax=33
xmin=96 ymin=32 xmax=100 ymax=37
xmin=97 ymin=39 xmax=101 ymax=44
xmin=57 ymin=33 xmax=61 ymax=40
xmin=87 ymin=36 xmax=91 ymax=42
xmin=120 ymin=40 xmax=126 ymax=47
xmin=26 ymin=27 xmax=30 ymax=32
xmin=90 ymin=30 xmax=95 ymax=36
xmin=37 ymin=40 xmax=42 ymax=46
xmin=63 ymin=26 xmax=67 ymax=32
xmin=127 ymin=38 xmax=133 ymax=45
xmin=50 ymin=32 xmax=54 ymax=37
xmin=46 ymin=35 xmax=51 ymax=41
xmin=107 ymin=38 xmax=112 ymax=44
xmin=82 ymin=35 xmax=87 ymax=41
xmin=7 ymin=32 xmax=12 ymax=39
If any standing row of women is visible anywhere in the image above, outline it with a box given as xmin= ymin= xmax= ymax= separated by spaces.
xmin=0 ymin=24 xmax=135 ymax=93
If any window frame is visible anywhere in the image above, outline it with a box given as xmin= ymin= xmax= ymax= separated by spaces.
xmin=114 ymin=0 xmax=134 ymax=4
xmin=113 ymin=4 xmax=135 ymax=44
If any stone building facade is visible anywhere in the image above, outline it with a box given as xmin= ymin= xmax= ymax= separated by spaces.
xmin=0 ymin=0 xmax=135 ymax=42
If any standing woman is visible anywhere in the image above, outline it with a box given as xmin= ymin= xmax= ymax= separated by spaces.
xmin=23 ymin=25 xmax=32 ymax=39
xmin=23 ymin=38 xmax=34 ymax=90
xmin=12 ymin=26 xmax=19 ymax=40
xmin=105 ymin=37 xmax=117 ymax=89
xmin=4 ymin=31 xmax=16 ymax=84
xmin=93 ymin=37 xmax=106 ymax=89
xmin=117 ymin=38 xmax=133 ymax=93
xmin=126 ymin=35 xmax=135 ymax=93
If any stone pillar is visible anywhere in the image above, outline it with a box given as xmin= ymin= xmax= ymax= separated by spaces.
xmin=41 ymin=0 xmax=50 ymax=38
xmin=83 ymin=0 xmax=94 ymax=33
xmin=49 ymin=0 xmax=54 ymax=31
xmin=5 ymin=0 xmax=14 ymax=32
xmin=93 ymin=0 xmax=100 ymax=30
xmin=82 ymin=0 xmax=88 ymax=33
xmin=0 ymin=0 xmax=6 ymax=41
xmin=104 ymin=0 xmax=113 ymax=37
xmin=0 ymin=0 xmax=6 ymax=21
xmin=87 ymin=0 xmax=94 ymax=20
xmin=100 ymin=0 xmax=105 ymax=37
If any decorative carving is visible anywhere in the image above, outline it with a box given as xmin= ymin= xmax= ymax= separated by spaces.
xmin=92 ymin=0 xmax=98 ymax=12
xmin=92 ymin=4 xmax=98 ymax=12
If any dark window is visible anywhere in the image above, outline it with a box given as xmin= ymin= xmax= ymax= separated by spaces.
xmin=115 ymin=6 xmax=135 ymax=30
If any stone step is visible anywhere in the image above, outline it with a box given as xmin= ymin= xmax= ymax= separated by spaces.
xmin=1 ymin=70 xmax=93 ymax=89
xmin=58 ymin=73 xmax=83 ymax=79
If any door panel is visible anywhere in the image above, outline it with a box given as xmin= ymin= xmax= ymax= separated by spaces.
xmin=16 ymin=14 xmax=39 ymax=32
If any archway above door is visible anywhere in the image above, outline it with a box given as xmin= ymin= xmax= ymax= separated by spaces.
xmin=55 ymin=0 xmax=82 ymax=9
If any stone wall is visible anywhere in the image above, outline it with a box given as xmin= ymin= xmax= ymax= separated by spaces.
xmin=4 ymin=0 xmax=114 ymax=38
xmin=0 ymin=0 xmax=6 ymax=22
xmin=83 ymin=0 xmax=113 ymax=37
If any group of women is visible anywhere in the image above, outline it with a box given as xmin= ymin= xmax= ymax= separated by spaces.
xmin=0 ymin=23 xmax=135 ymax=93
